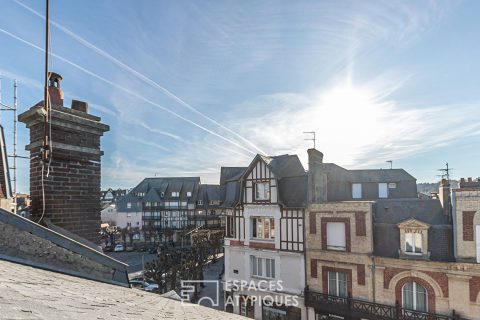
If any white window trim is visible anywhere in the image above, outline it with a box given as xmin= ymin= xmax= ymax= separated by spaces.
xmin=327 ymin=271 xmax=347 ymax=297
xmin=326 ymin=222 xmax=346 ymax=251
xmin=251 ymin=256 xmax=275 ymax=279
xmin=404 ymin=232 xmax=423 ymax=255
xmin=378 ymin=182 xmax=388 ymax=198
xmin=251 ymin=217 xmax=275 ymax=240
xmin=402 ymin=282 xmax=428 ymax=311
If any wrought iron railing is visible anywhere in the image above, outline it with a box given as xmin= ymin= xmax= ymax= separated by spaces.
xmin=305 ymin=288 xmax=465 ymax=320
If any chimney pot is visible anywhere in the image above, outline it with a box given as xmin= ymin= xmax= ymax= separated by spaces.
xmin=71 ymin=100 xmax=89 ymax=113
xmin=47 ymin=72 xmax=64 ymax=106
xmin=468 ymin=177 xmax=472 ymax=182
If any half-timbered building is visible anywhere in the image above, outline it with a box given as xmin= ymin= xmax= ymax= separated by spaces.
xmin=223 ymin=154 xmax=307 ymax=320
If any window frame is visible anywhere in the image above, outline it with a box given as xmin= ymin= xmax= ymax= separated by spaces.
xmin=405 ymin=232 xmax=423 ymax=255
xmin=327 ymin=271 xmax=348 ymax=298
xmin=378 ymin=182 xmax=388 ymax=198
xmin=251 ymin=256 xmax=275 ymax=279
xmin=326 ymin=222 xmax=346 ymax=251
xmin=255 ymin=181 xmax=270 ymax=201
xmin=402 ymin=281 xmax=428 ymax=312
xmin=352 ymin=183 xmax=362 ymax=199
xmin=251 ymin=217 xmax=275 ymax=240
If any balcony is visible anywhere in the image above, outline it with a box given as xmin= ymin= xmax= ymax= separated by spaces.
xmin=305 ymin=288 xmax=465 ymax=320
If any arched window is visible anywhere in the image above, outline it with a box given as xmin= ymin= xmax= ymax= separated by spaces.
xmin=402 ymin=282 xmax=427 ymax=312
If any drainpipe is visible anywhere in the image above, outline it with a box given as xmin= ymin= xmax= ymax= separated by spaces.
xmin=371 ymin=255 xmax=376 ymax=303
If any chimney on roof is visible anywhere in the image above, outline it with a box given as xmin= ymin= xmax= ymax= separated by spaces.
xmin=48 ymin=72 xmax=64 ymax=106
xmin=308 ymin=148 xmax=327 ymax=203
xmin=439 ymin=179 xmax=451 ymax=218
xmin=18 ymin=73 xmax=110 ymax=244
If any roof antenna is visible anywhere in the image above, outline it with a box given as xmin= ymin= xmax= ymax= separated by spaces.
xmin=437 ymin=162 xmax=452 ymax=181
xmin=303 ymin=131 xmax=316 ymax=149
xmin=42 ymin=0 xmax=51 ymax=162
xmin=386 ymin=160 xmax=393 ymax=169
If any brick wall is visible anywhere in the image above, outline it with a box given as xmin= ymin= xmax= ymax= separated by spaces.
xmin=19 ymin=103 xmax=109 ymax=244
xmin=463 ymin=211 xmax=476 ymax=241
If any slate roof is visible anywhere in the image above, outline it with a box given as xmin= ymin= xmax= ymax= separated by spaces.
xmin=222 ymin=181 xmax=242 ymax=208
xmin=0 ymin=259 xmax=243 ymax=319
xmin=278 ymin=175 xmax=308 ymax=207
xmin=348 ymin=169 xmax=416 ymax=183
xmin=220 ymin=167 xmax=246 ymax=185
xmin=373 ymin=199 xmax=454 ymax=262
xmin=259 ymin=154 xmax=305 ymax=179
xmin=125 ymin=177 xmax=201 ymax=202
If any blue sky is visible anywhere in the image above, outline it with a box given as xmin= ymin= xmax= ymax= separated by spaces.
xmin=1 ymin=0 xmax=479 ymax=193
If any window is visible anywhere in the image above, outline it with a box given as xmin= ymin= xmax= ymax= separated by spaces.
xmin=251 ymin=256 xmax=275 ymax=278
xmin=405 ymin=232 xmax=422 ymax=254
xmin=328 ymin=272 xmax=347 ymax=297
xmin=255 ymin=182 xmax=270 ymax=200
xmin=402 ymin=282 xmax=427 ymax=312
xmin=226 ymin=216 xmax=235 ymax=238
xmin=326 ymin=222 xmax=346 ymax=251
xmin=127 ymin=202 xmax=131 ymax=209
xmin=171 ymin=192 xmax=179 ymax=197
xmin=198 ymin=200 xmax=203 ymax=205
xmin=145 ymin=202 xmax=151 ymax=207
xmin=378 ymin=183 xmax=388 ymax=198
xmin=352 ymin=183 xmax=362 ymax=199
xmin=252 ymin=217 xmax=275 ymax=240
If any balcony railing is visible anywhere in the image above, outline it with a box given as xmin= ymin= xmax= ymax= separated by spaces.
xmin=305 ymin=288 xmax=465 ymax=320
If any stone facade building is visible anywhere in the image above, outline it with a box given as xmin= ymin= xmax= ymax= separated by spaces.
xmin=304 ymin=149 xmax=480 ymax=320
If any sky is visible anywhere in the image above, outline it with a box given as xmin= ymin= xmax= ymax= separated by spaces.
xmin=0 ymin=0 xmax=479 ymax=193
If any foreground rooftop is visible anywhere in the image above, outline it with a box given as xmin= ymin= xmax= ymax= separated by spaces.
xmin=0 ymin=259 xmax=242 ymax=320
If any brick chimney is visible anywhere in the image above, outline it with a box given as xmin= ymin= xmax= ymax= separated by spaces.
xmin=18 ymin=72 xmax=109 ymax=244
xmin=308 ymin=148 xmax=327 ymax=203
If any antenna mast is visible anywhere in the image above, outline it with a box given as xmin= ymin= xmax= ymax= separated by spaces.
xmin=303 ymin=131 xmax=316 ymax=149
xmin=43 ymin=0 xmax=50 ymax=162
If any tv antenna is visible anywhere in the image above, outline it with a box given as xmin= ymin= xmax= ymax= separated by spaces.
xmin=303 ymin=131 xmax=316 ymax=149
xmin=386 ymin=160 xmax=393 ymax=169
xmin=437 ymin=162 xmax=453 ymax=181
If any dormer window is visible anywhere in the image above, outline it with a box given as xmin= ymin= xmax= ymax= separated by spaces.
xmin=186 ymin=191 xmax=192 ymax=197
xmin=352 ymin=183 xmax=362 ymax=199
xmin=397 ymin=218 xmax=430 ymax=258
xmin=171 ymin=192 xmax=179 ymax=197
xmin=255 ymin=182 xmax=270 ymax=200
xmin=198 ymin=200 xmax=203 ymax=205
xmin=405 ymin=232 xmax=422 ymax=254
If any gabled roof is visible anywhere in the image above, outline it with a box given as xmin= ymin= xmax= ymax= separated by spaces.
xmin=243 ymin=154 xmax=305 ymax=180
xmin=222 ymin=181 xmax=242 ymax=208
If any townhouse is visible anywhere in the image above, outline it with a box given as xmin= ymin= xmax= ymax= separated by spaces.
xmin=116 ymin=177 xmax=223 ymax=242
xmin=304 ymin=149 xmax=480 ymax=319
xmin=223 ymin=154 xmax=307 ymax=320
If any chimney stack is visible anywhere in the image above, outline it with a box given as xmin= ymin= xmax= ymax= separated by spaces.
xmin=18 ymin=73 xmax=109 ymax=244
xmin=308 ymin=148 xmax=327 ymax=203
xmin=438 ymin=179 xmax=451 ymax=217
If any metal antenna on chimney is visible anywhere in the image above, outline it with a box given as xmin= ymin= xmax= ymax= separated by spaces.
xmin=303 ymin=131 xmax=316 ymax=149
xmin=437 ymin=162 xmax=453 ymax=181
xmin=43 ymin=0 xmax=51 ymax=162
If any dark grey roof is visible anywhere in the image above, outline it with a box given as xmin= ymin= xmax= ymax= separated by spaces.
xmin=222 ymin=181 xmax=242 ymax=208
xmin=347 ymin=169 xmax=416 ymax=183
xmin=220 ymin=167 xmax=246 ymax=185
xmin=278 ymin=175 xmax=307 ymax=207
xmin=373 ymin=199 xmax=454 ymax=262
xmin=129 ymin=177 xmax=201 ymax=201
xmin=260 ymin=154 xmax=305 ymax=179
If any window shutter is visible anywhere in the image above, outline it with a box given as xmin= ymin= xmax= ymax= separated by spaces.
xmin=327 ymin=222 xmax=346 ymax=250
